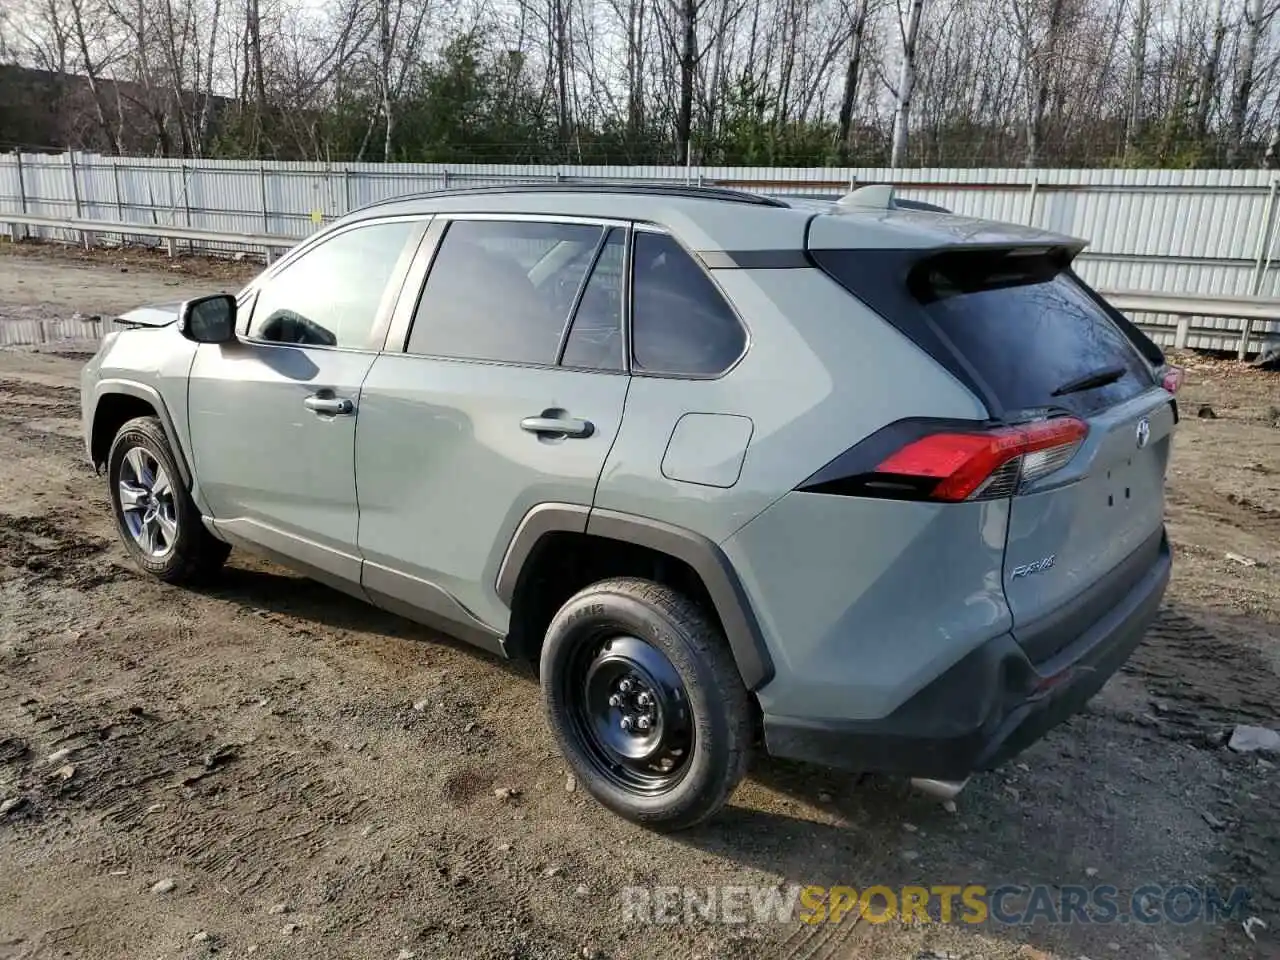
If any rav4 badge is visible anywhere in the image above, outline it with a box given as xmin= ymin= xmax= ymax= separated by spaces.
xmin=1011 ymin=555 xmax=1056 ymax=579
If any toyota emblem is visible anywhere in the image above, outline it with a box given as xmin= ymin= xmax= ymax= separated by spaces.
xmin=1135 ymin=417 xmax=1151 ymax=449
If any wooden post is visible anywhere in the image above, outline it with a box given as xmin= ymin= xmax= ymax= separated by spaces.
xmin=68 ymin=151 xmax=92 ymax=249
xmin=68 ymin=150 xmax=82 ymax=218
xmin=112 ymin=160 xmax=124 ymax=221
xmin=14 ymin=152 xmax=28 ymax=240
xmin=259 ymin=163 xmax=270 ymax=232
xmin=180 ymin=163 xmax=192 ymax=254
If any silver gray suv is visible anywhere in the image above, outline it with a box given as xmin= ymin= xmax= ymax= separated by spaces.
xmin=80 ymin=183 xmax=1177 ymax=829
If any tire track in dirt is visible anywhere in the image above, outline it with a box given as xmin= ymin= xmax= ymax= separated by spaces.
xmin=0 ymin=379 xmax=81 ymax=406
xmin=1119 ymin=607 xmax=1280 ymax=915
xmin=0 ymin=512 xmax=131 ymax=588
xmin=1128 ymin=608 xmax=1276 ymax=730
xmin=0 ymin=697 xmax=215 ymax=831
xmin=774 ymin=914 xmax=861 ymax=959
xmin=0 ymin=377 xmax=86 ymax=461
xmin=1167 ymin=485 xmax=1280 ymax=538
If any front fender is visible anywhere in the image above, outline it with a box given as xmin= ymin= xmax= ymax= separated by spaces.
xmin=91 ymin=378 xmax=194 ymax=489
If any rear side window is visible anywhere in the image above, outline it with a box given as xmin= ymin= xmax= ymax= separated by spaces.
xmin=631 ymin=232 xmax=745 ymax=377
xmin=813 ymin=248 xmax=1157 ymax=417
xmin=408 ymin=219 xmax=602 ymax=365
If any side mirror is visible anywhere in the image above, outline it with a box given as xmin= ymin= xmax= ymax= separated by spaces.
xmin=179 ymin=294 xmax=237 ymax=344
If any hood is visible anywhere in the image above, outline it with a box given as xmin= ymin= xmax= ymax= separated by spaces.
xmin=116 ymin=302 xmax=184 ymax=327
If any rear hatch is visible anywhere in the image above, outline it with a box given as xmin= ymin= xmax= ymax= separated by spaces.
xmin=809 ymin=217 xmax=1174 ymax=664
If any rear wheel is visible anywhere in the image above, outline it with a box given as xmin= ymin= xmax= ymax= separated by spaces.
xmin=107 ymin=416 xmax=230 ymax=583
xmin=540 ymin=577 xmax=751 ymax=830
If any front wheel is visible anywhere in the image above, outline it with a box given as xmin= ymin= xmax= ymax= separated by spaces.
xmin=540 ymin=578 xmax=752 ymax=830
xmin=107 ymin=415 xmax=230 ymax=583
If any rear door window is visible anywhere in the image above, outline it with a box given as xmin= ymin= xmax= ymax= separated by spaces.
xmin=631 ymin=232 xmax=745 ymax=377
xmin=407 ymin=219 xmax=603 ymax=365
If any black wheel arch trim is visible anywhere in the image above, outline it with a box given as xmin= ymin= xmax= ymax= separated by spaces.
xmin=496 ymin=503 xmax=775 ymax=690
xmin=495 ymin=503 xmax=592 ymax=605
xmin=92 ymin=379 xmax=194 ymax=488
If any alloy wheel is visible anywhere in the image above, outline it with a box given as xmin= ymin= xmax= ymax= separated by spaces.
xmin=117 ymin=446 xmax=178 ymax=558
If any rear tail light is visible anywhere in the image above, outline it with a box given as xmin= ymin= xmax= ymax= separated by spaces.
xmin=874 ymin=417 xmax=1088 ymax=502
xmin=1159 ymin=364 xmax=1184 ymax=394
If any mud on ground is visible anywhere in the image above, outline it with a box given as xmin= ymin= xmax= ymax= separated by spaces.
xmin=0 ymin=246 xmax=1277 ymax=960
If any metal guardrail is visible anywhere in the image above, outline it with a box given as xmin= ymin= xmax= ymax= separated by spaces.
xmin=1105 ymin=290 xmax=1280 ymax=359
xmin=1 ymin=211 xmax=296 ymax=262
xmin=3 ymin=210 xmax=1279 ymax=358
xmin=1104 ymin=290 xmax=1280 ymax=320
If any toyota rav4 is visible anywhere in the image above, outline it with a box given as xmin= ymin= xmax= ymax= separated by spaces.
xmin=80 ymin=183 xmax=1178 ymax=829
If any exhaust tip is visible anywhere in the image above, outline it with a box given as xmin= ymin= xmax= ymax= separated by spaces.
xmin=909 ymin=777 xmax=969 ymax=801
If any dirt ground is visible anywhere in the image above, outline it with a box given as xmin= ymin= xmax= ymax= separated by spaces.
xmin=0 ymin=241 xmax=1277 ymax=960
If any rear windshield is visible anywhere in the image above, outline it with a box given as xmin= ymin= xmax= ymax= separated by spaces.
xmin=811 ymin=248 xmax=1158 ymax=417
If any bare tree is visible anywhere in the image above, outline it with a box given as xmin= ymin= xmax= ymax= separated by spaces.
xmin=651 ymin=0 xmax=702 ymax=161
xmin=1194 ymin=0 xmax=1227 ymax=139
xmin=890 ymin=0 xmax=926 ymax=167
xmin=1126 ymin=0 xmax=1150 ymax=154
xmin=1009 ymin=0 xmax=1071 ymax=167
xmin=67 ymin=0 xmax=122 ymax=152
xmin=836 ymin=0 xmax=874 ymax=156
xmin=1229 ymin=0 xmax=1280 ymax=164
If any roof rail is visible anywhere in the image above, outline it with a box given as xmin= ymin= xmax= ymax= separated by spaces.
xmin=355 ymin=180 xmax=790 ymax=212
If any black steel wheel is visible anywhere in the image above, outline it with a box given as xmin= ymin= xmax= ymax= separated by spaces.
xmin=568 ymin=632 xmax=695 ymax=794
xmin=541 ymin=578 xmax=752 ymax=830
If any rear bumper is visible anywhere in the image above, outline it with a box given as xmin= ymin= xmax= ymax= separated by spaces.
xmin=762 ymin=530 xmax=1171 ymax=780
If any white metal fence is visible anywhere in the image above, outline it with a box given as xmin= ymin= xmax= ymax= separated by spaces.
xmin=2 ymin=152 xmax=1279 ymax=354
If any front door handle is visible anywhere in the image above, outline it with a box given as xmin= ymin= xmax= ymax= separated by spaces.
xmin=521 ymin=415 xmax=594 ymax=439
xmin=304 ymin=395 xmax=355 ymax=416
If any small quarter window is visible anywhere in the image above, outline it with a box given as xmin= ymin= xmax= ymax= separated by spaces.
xmin=631 ymin=232 xmax=745 ymax=376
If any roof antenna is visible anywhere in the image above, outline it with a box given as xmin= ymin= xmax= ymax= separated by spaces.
xmin=836 ymin=183 xmax=896 ymax=210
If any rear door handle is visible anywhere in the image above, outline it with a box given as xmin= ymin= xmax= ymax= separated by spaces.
xmin=304 ymin=395 xmax=355 ymax=416
xmin=520 ymin=415 xmax=594 ymax=439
